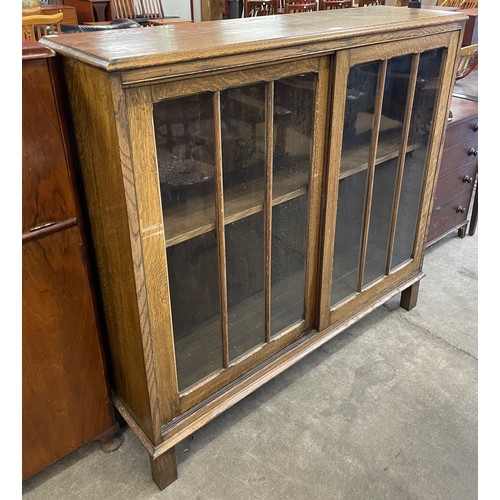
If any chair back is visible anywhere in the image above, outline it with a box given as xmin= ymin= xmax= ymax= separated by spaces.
xmin=284 ymin=1 xmax=317 ymax=13
xmin=244 ymin=0 xmax=277 ymax=16
xmin=111 ymin=0 xmax=138 ymax=19
xmin=438 ymin=0 xmax=462 ymax=6
xmin=22 ymin=7 xmax=42 ymax=16
xmin=456 ymin=44 xmax=478 ymax=80
xmin=138 ymin=0 xmax=165 ymax=19
xmin=358 ymin=0 xmax=385 ymax=5
xmin=319 ymin=0 xmax=352 ymax=9
xmin=459 ymin=0 xmax=477 ymax=8
xmin=22 ymin=12 xmax=63 ymax=41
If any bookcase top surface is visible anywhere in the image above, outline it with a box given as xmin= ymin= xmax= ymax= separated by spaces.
xmin=39 ymin=7 xmax=466 ymax=72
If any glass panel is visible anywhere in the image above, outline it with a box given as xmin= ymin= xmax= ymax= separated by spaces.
xmin=154 ymin=94 xmax=222 ymax=391
xmin=221 ymin=84 xmax=266 ymax=360
xmin=375 ymin=55 xmax=412 ymax=163
xmin=363 ymin=158 xmax=398 ymax=286
xmin=225 ymin=215 xmax=265 ymax=360
xmin=363 ymin=55 xmax=413 ymax=287
xmin=331 ymin=62 xmax=379 ymax=307
xmin=331 ymin=170 xmax=368 ymax=306
xmin=341 ymin=61 xmax=380 ymax=177
xmin=271 ymin=196 xmax=309 ymax=336
xmin=166 ymin=233 xmax=222 ymax=392
xmin=270 ymin=74 xmax=316 ymax=337
xmin=221 ymin=83 xmax=265 ymax=360
xmin=391 ymin=48 xmax=444 ymax=269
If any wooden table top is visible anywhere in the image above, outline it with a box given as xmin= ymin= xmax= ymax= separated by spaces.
xmin=40 ymin=7 xmax=467 ymax=72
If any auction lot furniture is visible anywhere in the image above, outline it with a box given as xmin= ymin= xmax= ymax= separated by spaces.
xmin=41 ymin=7 xmax=466 ymax=489
xmin=427 ymin=95 xmax=477 ymax=245
xmin=22 ymin=40 xmax=120 ymax=480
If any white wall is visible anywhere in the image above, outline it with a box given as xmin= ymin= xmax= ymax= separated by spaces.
xmin=161 ymin=0 xmax=202 ymax=21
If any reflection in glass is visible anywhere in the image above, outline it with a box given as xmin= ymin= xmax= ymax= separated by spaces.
xmin=341 ymin=61 xmax=380 ymax=176
xmin=363 ymin=158 xmax=398 ymax=286
xmin=331 ymin=62 xmax=378 ymax=306
xmin=271 ymin=75 xmax=315 ymax=336
xmin=225 ymin=215 xmax=265 ymax=360
xmin=154 ymin=94 xmax=216 ymax=247
xmin=271 ymin=196 xmax=309 ymax=336
xmin=221 ymin=84 xmax=266 ymax=360
xmin=392 ymin=48 xmax=444 ymax=269
xmin=364 ymin=55 xmax=413 ymax=287
xmin=154 ymin=94 xmax=222 ymax=391
xmin=331 ymin=171 xmax=367 ymax=306
xmin=167 ymin=232 xmax=222 ymax=392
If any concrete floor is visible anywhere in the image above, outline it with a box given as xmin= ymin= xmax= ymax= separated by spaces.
xmin=22 ymin=230 xmax=478 ymax=500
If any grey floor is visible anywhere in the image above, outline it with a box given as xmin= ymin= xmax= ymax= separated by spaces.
xmin=22 ymin=230 xmax=478 ymax=500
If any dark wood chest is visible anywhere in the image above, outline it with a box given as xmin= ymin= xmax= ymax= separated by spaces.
xmin=427 ymin=95 xmax=478 ymax=245
xmin=22 ymin=40 xmax=118 ymax=480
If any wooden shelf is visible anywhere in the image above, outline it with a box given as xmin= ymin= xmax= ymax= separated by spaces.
xmin=340 ymin=129 xmax=417 ymax=180
xmin=164 ymin=167 xmax=309 ymax=247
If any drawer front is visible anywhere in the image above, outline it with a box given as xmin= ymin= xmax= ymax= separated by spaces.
xmin=22 ymin=57 xmax=77 ymax=233
xmin=434 ymin=163 xmax=477 ymax=207
xmin=444 ymin=116 xmax=478 ymax=150
xmin=427 ymin=190 xmax=473 ymax=242
xmin=438 ymin=137 xmax=478 ymax=178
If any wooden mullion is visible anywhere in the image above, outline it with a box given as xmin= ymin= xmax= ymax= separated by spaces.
xmin=357 ymin=60 xmax=387 ymax=292
xmin=385 ymin=53 xmax=420 ymax=275
xmin=213 ymin=91 xmax=229 ymax=368
xmin=264 ymin=81 xmax=274 ymax=343
xmin=318 ymin=50 xmax=350 ymax=330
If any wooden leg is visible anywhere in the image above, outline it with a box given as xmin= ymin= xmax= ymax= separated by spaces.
xmin=400 ymin=281 xmax=420 ymax=311
xmin=150 ymin=448 xmax=178 ymax=490
xmin=469 ymin=184 xmax=478 ymax=236
xmin=458 ymin=225 xmax=467 ymax=238
xmin=95 ymin=423 xmax=123 ymax=453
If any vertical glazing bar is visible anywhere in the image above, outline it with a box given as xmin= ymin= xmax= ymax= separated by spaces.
xmin=213 ymin=91 xmax=229 ymax=368
xmin=386 ymin=54 xmax=420 ymax=275
xmin=265 ymin=81 xmax=274 ymax=343
xmin=357 ymin=60 xmax=388 ymax=292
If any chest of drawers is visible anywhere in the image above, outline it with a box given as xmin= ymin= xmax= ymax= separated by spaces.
xmin=427 ymin=95 xmax=477 ymax=245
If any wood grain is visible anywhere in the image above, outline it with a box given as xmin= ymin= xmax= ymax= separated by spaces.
xmin=264 ymin=81 xmax=274 ymax=343
xmin=318 ymin=50 xmax=350 ymax=331
xmin=62 ymin=59 xmax=155 ymax=442
xmin=22 ymin=55 xmax=77 ymax=233
xmin=22 ymin=227 xmax=113 ymax=479
xmin=39 ymin=9 xmax=466 ymax=73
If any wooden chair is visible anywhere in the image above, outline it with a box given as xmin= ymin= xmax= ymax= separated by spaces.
xmin=456 ymin=44 xmax=478 ymax=80
xmin=319 ymin=0 xmax=352 ymax=9
xmin=243 ymin=0 xmax=277 ymax=16
xmin=111 ymin=0 xmax=168 ymax=24
xmin=439 ymin=0 xmax=476 ymax=7
xmin=284 ymin=1 xmax=317 ymax=13
xmin=459 ymin=0 xmax=477 ymax=8
xmin=22 ymin=7 xmax=42 ymax=16
xmin=22 ymin=12 xmax=63 ymax=42
xmin=358 ymin=0 xmax=385 ymax=5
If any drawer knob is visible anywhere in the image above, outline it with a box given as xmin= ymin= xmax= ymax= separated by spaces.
xmin=473 ymin=123 xmax=478 ymax=132
xmin=463 ymin=175 xmax=473 ymax=184
xmin=456 ymin=206 xmax=466 ymax=214
xmin=468 ymin=148 xmax=478 ymax=157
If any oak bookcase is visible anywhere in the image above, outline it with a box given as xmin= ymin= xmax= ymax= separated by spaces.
xmin=41 ymin=7 xmax=466 ymax=489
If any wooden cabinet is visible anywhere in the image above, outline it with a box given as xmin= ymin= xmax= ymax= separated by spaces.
xmin=41 ymin=4 xmax=79 ymax=25
xmin=62 ymin=0 xmax=112 ymax=23
xmin=41 ymin=7 xmax=466 ymax=489
xmin=427 ymin=95 xmax=478 ymax=246
xmin=22 ymin=41 xmax=119 ymax=480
